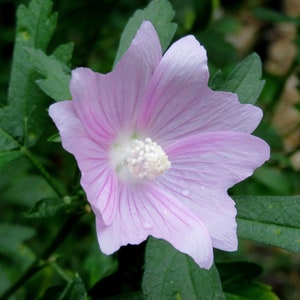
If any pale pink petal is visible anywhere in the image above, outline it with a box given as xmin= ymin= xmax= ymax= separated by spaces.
xmin=156 ymin=131 xmax=270 ymax=250
xmin=49 ymin=101 xmax=117 ymax=225
xmin=70 ymin=21 xmax=162 ymax=143
xmin=49 ymin=20 xmax=270 ymax=268
xmin=95 ymin=182 xmax=213 ymax=269
xmin=159 ymin=179 xmax=237 ymax=251
xmin=138 ymin=35 xmax=262 ymax=144
xmin=165 ymin=131 xmax=270 ymax=189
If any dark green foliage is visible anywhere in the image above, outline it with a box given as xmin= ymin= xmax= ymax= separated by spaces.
xmin=40 ymin=274 xmax=87 ymax=300
xmin=218 ymin=262 xmax=279 ymax=300
xmin=143 ymin=238 xmax=225 ymax=300
xmin=4 ymin=0 xmax=57 ymax=147
xmin=114 ymin=0 xmax=177 ymax=65
xmin=24 ymin=196 xmax=85 ymax=218
xmin=210 ymin=53 xmax=265 ymax=104
xmin=0 ymin=0 xmax=72 ymax=170
xmin=236 ymin=196 xmax=300 ymax=252
xmin=24 ymin=44 xmax=73 ymax=101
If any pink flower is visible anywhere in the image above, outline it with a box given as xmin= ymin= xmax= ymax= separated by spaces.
xmin=49 ymin=21 xmax=269 ymax=269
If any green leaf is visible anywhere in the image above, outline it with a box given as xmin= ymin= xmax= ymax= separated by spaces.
xmin=210 ymin=53 xmax=265 ymax=104
xmin=142 ymin=237 xmax=225 ymax=300
xmin=218 ymin=262 xmax=279 ymax=300
xmin=224 ymin=282 xmax=279 ymax=300
xmin=224 ymin=293 xmax=249 ymax=300
xmin=47 ymin=133 xmax=62 ymax=143
xmin=25 ymin=45 xmax=72 ymax=101
xmin=0 ymin=0 xmax=72 ymax=168
xmin=228 ymin=282 xmax=279 ymax=300
xmin=59 ymin=274 xmax=86 ymax=300
xmin=24 ymin=196 xmax=85 ymax=218
xmin=114 ymin=0 xmax=177 ymax=65
xmin=101 ymin=291 xmax=146 ymax=300
xmin=40 ymin=274 xmax=86 ymax=300
xmin=0 ymin=151 xmax=22 ymax=169
xmin=0 ymin=127 xmax=20 ymax=151
xmin=8 ymin=0 xmax=57 ymax=102
xmin=52 ymin=43 xmax=74 ymax=65
xmin=0 ymin=0 xmax=58 ymax=164
xmin=235 ymin=196 xmax=300 ymax=252
xmin=224 ymin=283 xmax=279 ymax=300
xmin=0 ymin=109 xmax=23 ymax=166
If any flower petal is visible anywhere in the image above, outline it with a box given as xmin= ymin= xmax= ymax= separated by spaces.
xmin=138 ymin=35 xmax=262 ymax=144
xmin=96 ymin=182 xmax=213 ymax=269
xmin=165 ymin=131 xmax=270 ymax=189
xmin=159 ymin=178 xmax=238 ymax=251
xmin=70 ymin=21 xmax=162 ymax=143
xmin=49 ymin=101 xmax=117 ymax=225
xmin=157 ymin=131 xmax=270 ymax=250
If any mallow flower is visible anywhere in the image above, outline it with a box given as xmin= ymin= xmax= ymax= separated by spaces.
xmin=49 ymin=21 xmax=269 ymax=269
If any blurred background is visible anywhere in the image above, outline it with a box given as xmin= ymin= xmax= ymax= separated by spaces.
xmin=0 ymin=0 xmax=299 ymax=299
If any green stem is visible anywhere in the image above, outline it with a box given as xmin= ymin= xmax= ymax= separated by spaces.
xmin=21 ymin=146 xmax=65 ymax=197
xmin=50 ymin=261 xmax=72 ymax=283
xmin=0 ymin=215 xmax=80 ymax=300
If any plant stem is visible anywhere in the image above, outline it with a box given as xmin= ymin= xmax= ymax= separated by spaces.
xmin=50 ymin=261 xmax=72 ymax=283
xmin=0 ymin=215 xmax=80 ymax=300
xmin=21 ymin=146 xmax=65 ymax=197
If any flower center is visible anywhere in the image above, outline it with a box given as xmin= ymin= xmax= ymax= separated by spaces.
xmin=126 ymin=138 xmax=171 ymax=179
xmin=111 ymin=137 xmax=171 ymax=181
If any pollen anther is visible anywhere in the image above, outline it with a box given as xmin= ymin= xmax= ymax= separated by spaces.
xmin=126 ymin=138 xmax=171 ymax=180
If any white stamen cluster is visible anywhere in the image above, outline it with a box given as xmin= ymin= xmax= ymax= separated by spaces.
xmin=126 ymin=138 xmax=171 ymax=180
